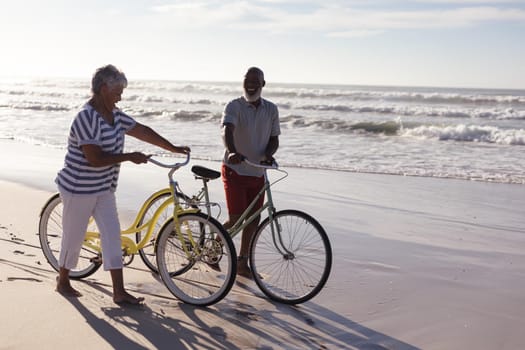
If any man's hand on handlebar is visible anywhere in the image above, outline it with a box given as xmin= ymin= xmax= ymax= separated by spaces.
xmin=175 ymin=146 xmax=191 ymax=154
xmin=261 ymin=154 xmax=275 ymax=166
xmin=227 ymin=152 xmax=245 ymax=164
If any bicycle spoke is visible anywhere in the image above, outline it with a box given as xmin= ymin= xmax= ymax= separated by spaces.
xmin=251 ymin=210 xmax=332 ymax=304
xmin=156 ymin=213 xmax=236 ymax=306
xmin=38 ymin=194 xmax=101 ymax=279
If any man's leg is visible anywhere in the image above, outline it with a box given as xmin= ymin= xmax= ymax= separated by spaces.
xmin=222 ymin=165 xmax=264 ymax=278
xmin=236 ymin=214 xmax=260 ymax=277
xmin=222 ymin=214 xmax=254 ymax=277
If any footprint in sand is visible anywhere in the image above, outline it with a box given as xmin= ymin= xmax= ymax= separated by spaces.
xmin=7 ymin=277 xmax=43 ymax=282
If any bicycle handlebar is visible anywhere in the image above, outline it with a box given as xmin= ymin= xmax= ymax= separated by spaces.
xmin=148 ymin=153 xmax=191 ymax=168
xmin=244 ymin=158 xmax=279 ymax=170
xmin=148 ymin=153 xmax=276 ymax=171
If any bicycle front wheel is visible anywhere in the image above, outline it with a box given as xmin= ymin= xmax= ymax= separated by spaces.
xmin=250 ymin=209 xmax=332 ymax=304
xmin=155 ymin=212 xmax=237 ymax=306
xmin=137 ymin=191 xmax=194 ymax=273
xmin=38 ymin=194 xmax=101 ymax=279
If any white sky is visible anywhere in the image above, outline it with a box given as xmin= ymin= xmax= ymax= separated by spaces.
xmin=1 ymin=0 xmax=524 ymax=88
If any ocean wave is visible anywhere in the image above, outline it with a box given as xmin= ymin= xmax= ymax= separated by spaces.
xmin=280 ymin=114 xmax=525 ymax=145
xmin=376 ymin=91 xmax=525 ymax=105
xmin=4 ymin=101 xmax=71 ymax=112
xmin=4 ymin=78 xmax=525 ymax=106
xmin=401 ymin=124 xmax=525 ymax=145
xmin=167 ymin=110 xmax=220 ymax=122
xmin=0 ymin=88 xmax=89 ymax=100
xmin=296 ymin=103 xmax=525 ymax=120
xmin=280 ymin=115 xmax=403 ymax=135
xmin=130 ymin=109 xmax=221 ymax=122
xmin=120 ymin=80 xmax=525 ymax=106
xmin=4 ymin=95 xmax=525 ymax=121
xmin=126 ymin=94 xmax=171 ymax=103
xmin=263 ymin=88 xmax=525 ymax=106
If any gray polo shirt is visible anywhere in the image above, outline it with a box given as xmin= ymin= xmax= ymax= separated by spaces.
xmin=221 ymin=96 xmax=280 ymax=177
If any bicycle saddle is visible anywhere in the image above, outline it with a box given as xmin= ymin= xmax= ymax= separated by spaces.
xmin=191 ymin=165 xmax=221 ymax=180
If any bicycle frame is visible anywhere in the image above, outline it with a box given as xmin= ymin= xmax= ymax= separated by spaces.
xmin=82 ymin=155 xmax=199 ymax=257
xmin=223 ymin=161 xmax=294 ymax=258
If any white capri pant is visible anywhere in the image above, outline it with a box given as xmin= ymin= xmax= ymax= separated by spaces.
xmin=58 ymin=188 xmax=123 ymax=271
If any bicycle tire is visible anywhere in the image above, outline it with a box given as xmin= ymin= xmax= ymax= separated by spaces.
xmin=38 ymin=194 xmax=101 ymax=279
xmin=135 ymin=191 xmax=186 ymax=272
xmin=250 ymin=209 xmax=332 ymax=304
xmin=155 ymin=212 xmax=237 ymax=306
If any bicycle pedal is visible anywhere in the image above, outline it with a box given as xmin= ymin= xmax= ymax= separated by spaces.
xmin=90 ymin=256 xmax=103 ymax=264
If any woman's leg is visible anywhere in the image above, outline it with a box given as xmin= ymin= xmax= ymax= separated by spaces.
xmin=57 ymin=189 xmax=95 ymax=296
xmin=93 ymin=192 xmax=143 ymax=304
xmin=109 ymin=269 xmax=144 ymax=304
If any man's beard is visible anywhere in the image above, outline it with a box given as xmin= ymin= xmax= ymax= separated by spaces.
xmin=244 ymin=89 xmax=262 ymax=103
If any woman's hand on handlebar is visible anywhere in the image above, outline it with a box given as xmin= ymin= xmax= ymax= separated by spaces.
xmin=127 ymin=152 xmax=151 ymax=164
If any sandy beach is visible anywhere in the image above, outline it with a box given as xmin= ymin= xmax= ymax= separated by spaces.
xmin=1 ymin=139 xmax=524 ymax=349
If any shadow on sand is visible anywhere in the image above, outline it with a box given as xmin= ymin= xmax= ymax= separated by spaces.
xmin=0 ymin=232 xmax=420 ymax=350
xmin=64 ymin=276 xmax=421 ymax=350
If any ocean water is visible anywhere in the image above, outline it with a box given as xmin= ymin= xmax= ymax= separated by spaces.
xmin=0 ymin=77 xmax=524 ymax=184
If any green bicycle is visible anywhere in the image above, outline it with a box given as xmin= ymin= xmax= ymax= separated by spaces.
xmin=168 ymin=159 xmax=333 ymax=304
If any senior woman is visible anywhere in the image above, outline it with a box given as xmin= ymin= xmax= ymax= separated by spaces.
xmin=55 ymin=64 xmax=190 ymax=305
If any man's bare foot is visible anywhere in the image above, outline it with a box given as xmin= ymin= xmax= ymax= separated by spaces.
xmin=237 ymin=261 xmax=253 ymax=279
xmin=56 ymin=277 xmax=82 ymax=297
xmin=114 ymin=292 xmax=145 ymax=306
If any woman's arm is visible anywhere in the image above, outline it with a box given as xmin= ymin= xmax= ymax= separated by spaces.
xmin=81 ymin=144 xmax=149 ymax=167
xmin=127 ymin=122 xmax=190 ymax=154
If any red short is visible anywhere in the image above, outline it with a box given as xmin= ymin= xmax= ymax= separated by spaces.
xmin=222 ymin=164 xmax=265 ymax=216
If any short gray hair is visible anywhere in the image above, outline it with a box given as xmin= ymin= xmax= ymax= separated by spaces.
xmin=91 ymin=64 xmax=128 ymax=94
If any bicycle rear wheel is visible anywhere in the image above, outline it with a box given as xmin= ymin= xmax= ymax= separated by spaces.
xmin=38 ymin=194 xmax=101 ymax=279
xmin=250 ymin=209 xmax=332 ymax=304
xmin=155 ymin=212 xmax=236 ymax=306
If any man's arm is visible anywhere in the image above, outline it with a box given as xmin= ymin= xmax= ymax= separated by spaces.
xmin=264 ymin=136 xmax=279 ymax=162
xmin=222 ymin=123 xmax=244 ymax=164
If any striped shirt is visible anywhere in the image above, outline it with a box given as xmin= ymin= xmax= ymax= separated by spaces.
xmin=56 ymin=103 xmax=136 ymax=194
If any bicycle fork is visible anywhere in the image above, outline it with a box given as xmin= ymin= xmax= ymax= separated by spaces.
xmin=169 ymin=178 xmax=201 ymax=258
xmin=264 ymin=177 xmax=295 ymax=261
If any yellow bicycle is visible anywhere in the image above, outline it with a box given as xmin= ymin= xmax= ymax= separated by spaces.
xmin=38 ymin=154 xmax=237 ymax=306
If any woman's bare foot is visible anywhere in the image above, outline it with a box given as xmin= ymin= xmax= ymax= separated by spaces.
xmin=113 ymin=291 xmax=145 ymax=306
xmin=56 ymin=276 xmax=82 ymax=297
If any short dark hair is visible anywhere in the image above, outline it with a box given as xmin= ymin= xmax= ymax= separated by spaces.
xmin=245 ymin=67 xmax=264 ymax=81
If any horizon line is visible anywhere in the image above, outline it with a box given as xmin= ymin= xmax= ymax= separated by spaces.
xmin=1 ymin=73 xmax=524 ymax=92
